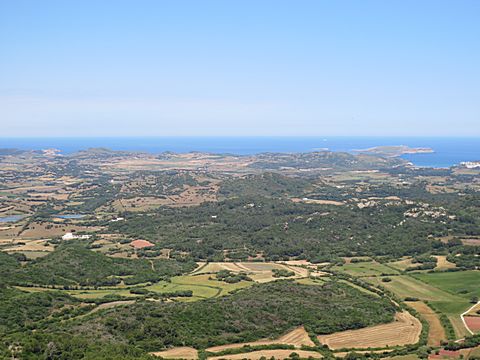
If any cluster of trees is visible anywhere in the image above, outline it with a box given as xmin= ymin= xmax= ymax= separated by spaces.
xmin=110 ymin=195 xmax=471 ymax=262
xmin=444 ymin=334 xmax=480 ymax=351
xmin=67 ymin=280 xmax=395 ymax=350
xmin=215 ymin=270 xmax=252 ymax=283
xmin=405 ymin=255 xmax=437 ymax=272
xmin=219 ymin=172 xmax=311 ymax=198
xmin=1 ymin=242 xmax=196 ymax=287
xmin=272 ymin=268 xmax=295 ymax=278
xmin=0 ymin=280 xmax=397 ymax=357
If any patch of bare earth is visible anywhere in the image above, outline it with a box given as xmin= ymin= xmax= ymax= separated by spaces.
xmin=462 ymin=239 xmax=480 ymax=246
xmin=150 ymin=347 xmax=198 ymax=359
xmin=434 ymin=256 xmax=456 ymax=270
xmin=88 ymin=300 xmax=135 ymax=315
xmin=291 ymin=198 xmax=344 ymax=206
xmin=464 ymin=317 xmax=480 ymax=333
xmin=317 ymin=312 xmax=422 ymax=350
xmin=206 ymin=326 xmax=314 ymax=353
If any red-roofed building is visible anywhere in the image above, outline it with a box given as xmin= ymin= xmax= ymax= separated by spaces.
xmin=130 ymin=240 xmax=155 ymax=249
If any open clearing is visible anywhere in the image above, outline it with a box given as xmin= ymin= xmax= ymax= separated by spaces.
xmin=388 ymin=257 xmax=416 ymax=271
xmin=191 ymin=262 xmax=309 ymax=283
xmin=206 ymin=326 xmax=314 ymax=353
xmin=366 ymin=274 xmax=471 ymax=338
xmin=332 ymin=261 xmax=399 ymax=277
xmin=87 ymin=300 xmax=135 ymax=315
xmin=146 ymin=274 xmax=253 ymax=301
xmin=406 ymin=301 xmax=446 ymax=345
xmin=412 ymin=271 xmax=480 ymax=301
xmin=317 ymin=312 xmax=422 ymax=350
xmin=365 ymin=275 xmax=461 ymax=302
xmin=208 ymin=349 xmax=322 ymax=360
xmin=151 ymin=347 xmax=198 ymax=359
xmin=433 ymin=256 xmax=456 ymax=270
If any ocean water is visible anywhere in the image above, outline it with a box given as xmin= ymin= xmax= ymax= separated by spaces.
xmin=1 ymin=137 xmax=479 ymax=168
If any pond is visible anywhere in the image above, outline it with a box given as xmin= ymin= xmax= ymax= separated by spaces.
xmin=0 ymin=215 xmax=26 ymax=223
xmin=54 ymin=214 xmax=86 ymax=219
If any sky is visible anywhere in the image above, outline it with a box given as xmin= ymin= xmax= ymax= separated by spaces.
xmin=1 ymin=0 xmax=479 ymax=137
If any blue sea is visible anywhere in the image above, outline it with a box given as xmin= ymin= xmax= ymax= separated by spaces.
xmin=1 ymin=137 xmax=479 ymax=168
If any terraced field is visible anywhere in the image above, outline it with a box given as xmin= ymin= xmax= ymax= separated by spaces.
xmin=208 ymin=349 xmax=323 ymax=360
xmin=317 ymin=312 xmax=422 ymax=350
xmin=205 ymin=326 xmax=314 ymax=353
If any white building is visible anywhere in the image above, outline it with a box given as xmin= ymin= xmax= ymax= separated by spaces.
xmin=62 ymin=232 xmax=91 ymax=241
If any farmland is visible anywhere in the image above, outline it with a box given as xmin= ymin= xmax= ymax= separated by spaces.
xmin=317 ymin=311 xmax=422 ymax=350
xmin=332 ymin=260 xmax=400 ymax=277
xmin=412 ymin=271 xmax=480 ymax=301
xmin=406 ymin=301 xmax=446 ymax=346
xmin=366 ymin=272 xmax=477 ymax=338
xmin=205 ymin=326 xmax=315 ymax=352
xmin=1 ymin=147 xmax=480 ymax=359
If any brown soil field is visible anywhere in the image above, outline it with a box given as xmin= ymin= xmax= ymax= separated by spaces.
xmin=206 ymin=326 xmax=314 ymax=353
xmin=429 ymin=350 xmax=461 ymax=360
xmin=150 ymin=347 xmax=198 ymax=359
xmin=388 ymin=257 xmax=415 ymax=271
xmin=406 ymin=301 xmax=446 ymax=346
xmin=464 ymin=317 xmax=480 ymax=332
xmin=208 ymin=349 xmax=322 ymax=360
xmin=317 ymin=312 xmax=422 ymax=350
xmin=462 ymin=239 xmax=480 ymax=246
xmin=434 ymin=256 xmax=456 ymax=270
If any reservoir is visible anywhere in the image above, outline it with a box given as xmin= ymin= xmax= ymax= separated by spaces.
xmin=0 ymin=215 xmax=26 ymax=223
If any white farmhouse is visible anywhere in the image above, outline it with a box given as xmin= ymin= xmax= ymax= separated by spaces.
xmin=62 ymin=232 xmax=91 ymax=241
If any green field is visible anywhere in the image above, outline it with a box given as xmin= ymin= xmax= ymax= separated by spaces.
xmin=412 ymin=270 xmax=480 ymax=300
xmin=365 ymin=275 xmax=460 ymax=302
xmin=332 ymin=261 xmax=400 ymax=277
xmin=365 ymin=273 xmax=475 ymax=338
xmin=145 ymin=274 xmax=253 ymax=301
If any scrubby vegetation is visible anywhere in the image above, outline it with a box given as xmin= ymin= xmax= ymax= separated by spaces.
xmin=2 ymin=243 xmax=196 ymax=287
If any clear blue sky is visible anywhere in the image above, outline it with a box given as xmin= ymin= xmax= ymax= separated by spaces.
xmin=1 ymin=0 xmax=479 ymax=137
